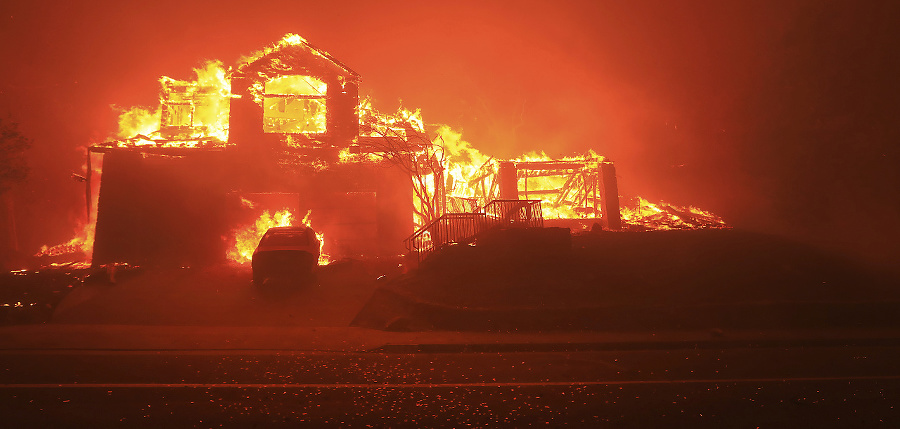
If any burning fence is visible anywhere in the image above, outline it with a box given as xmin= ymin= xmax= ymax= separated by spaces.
xmin=39 ymin=33 xmax=724 ymax=268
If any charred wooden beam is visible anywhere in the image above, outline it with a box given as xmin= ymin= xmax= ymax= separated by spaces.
xmin=599 ymin=162 xmax=621 ymax=230
xmin=498 ymin=161 xmax=518 ymax=200
xmin=518 ymin=189 xmax=563 ymax=195
xmin=88 ymin=146 xmax=225 ymax=157
xmin=85 ymin=149 xmax=92 ymax=220
xmin=514 ymin=161 xmax=600 ymax=170
xmin=514 ymin=170 xmax=582 ymax=178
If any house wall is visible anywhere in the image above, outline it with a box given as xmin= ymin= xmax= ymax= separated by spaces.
xmin=92 ymin=151 xmax=231 ymax=267
xmin=92 ymin=150 xmax=413 ymax=267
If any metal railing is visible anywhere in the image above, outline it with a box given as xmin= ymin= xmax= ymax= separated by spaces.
xmin=405 ymin=199 xmax=544 ymax=263
xmin=405 ymin=213 xmax=487 ymax=262
xmin=447 ymin=196 xmax=480 ymax=213
xmin=483 ymin=199 xmax=544 ymax=229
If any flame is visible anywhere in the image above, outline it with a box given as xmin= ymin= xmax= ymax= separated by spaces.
xmin=355 ymin=108 xmax=620 ymax=226
xmin=88 ymin=34 xmax=728 ymax=270
xmin=114 ymin=60 xmax=232 ymax=145
xmin=301 ymin=210 xmax=331 ymax=265
xmin=227 ymin=209 xmax=294 ymax=265
xmin=34 ymin=223 xmax=93 ymax=259
xmin=238 ymin=33 xmax=311 ymax=66
xmin=416 ymin=125 xmax=726 ymax=229
xmin=358 ymin=97 xmax=425 ymax=138
xmin=338 ymin=147 xmax=381 ymax=164
xmin=34 ymin=217 xmax=95 ymax=261
xmin=227 ymin=208 xmax=332 ymax=266
xmin=620 ymin=197 xmax=727 ymax=230
xmin=116 ymin=106 xmax=160 ymax=139
xmin=439 ymin=125 xmax=491 ymax=197
xmin=398 ymin=106 xmax=425 ymax=134
xmin=34 ymin=152 xmax=102 ymax=263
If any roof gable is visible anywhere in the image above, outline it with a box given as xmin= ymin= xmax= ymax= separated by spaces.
xmin=233 ymin=35 xmax=360 ymax=82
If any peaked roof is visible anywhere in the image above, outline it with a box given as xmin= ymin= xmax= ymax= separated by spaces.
xmin=232 ymin=34 xmax=360 ymax=82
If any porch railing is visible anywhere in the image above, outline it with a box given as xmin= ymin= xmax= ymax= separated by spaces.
xmin=405 ymin=199 xmax=543 ymax=262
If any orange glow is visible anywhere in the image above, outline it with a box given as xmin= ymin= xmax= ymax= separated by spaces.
xmin=358 ymin=97 xmax=425 ymax=138
xmin=263 ymin=75 xmax=327 ymax=134
xmin=116 ymin=106 xmax=160 ymax=140
xmin=34 ymin=152 xmax=102 ymax=264
xmin=416 ymin=123 xmax=727 ymax=229
xmin=77 ymin=33 xmax=728 ymax=270
xmin=620 ymin=197 xmax=727 ymax=230
xmin=227 ymin=209 xmax=294 ymax=265
xmin=301 ymin=210 xmax=331 ymax=265
xmin=352 ymin=101 xmax=726 ymax=229
xmin=227 ymin=208 xmax=331 ymax=266
xmin=338 ymin=147 xmax=381 ymax=164
xmin=237 ymin=33 xmax=311 ymax=67
xmin=115 ymin=60 xmax=232 ymax=145
xmin=34 ymin=218 xmax=96 ymax=261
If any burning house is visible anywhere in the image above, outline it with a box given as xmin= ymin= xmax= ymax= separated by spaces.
xmin=88 ymin=35 xmax=413 ymax=267
xmin=76 ymin=34 xmax=724 ymax=268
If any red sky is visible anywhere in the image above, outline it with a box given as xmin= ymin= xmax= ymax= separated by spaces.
xmin=2 ymin=0 xmax=898 ymax=266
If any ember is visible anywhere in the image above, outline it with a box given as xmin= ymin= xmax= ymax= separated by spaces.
xmin=34 ymin=222 xmax=93 ymax=259
xmin=33 ymin=153 xmax=102 ymax=264
xmin=621 ymin=197 xmax=727 ymax=230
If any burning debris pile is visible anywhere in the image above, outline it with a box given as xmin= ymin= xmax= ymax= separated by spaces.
xmin=621 ymin=197 xmax=726 ymax=230
xmin=34 ymin=234 xmax=90 ymax=261
xmin=31 ymin=157 xmax=101 ymax=265
xmin=35 ymin=33 xmax=725 ymax=269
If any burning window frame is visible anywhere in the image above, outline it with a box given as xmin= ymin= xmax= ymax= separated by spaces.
xmin=262 ymin=75 xmax=329 ymax=135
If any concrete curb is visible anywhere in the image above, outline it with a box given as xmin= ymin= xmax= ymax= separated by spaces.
xmin=4 ymin=324 xmax=900 ymax=353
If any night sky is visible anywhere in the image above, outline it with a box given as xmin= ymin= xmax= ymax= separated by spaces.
xmin=1 ymin=0 xmax=898 ymax=267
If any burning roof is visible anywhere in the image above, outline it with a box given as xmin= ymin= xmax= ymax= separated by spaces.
xmin=234 ymin=34 xmax=360 ymax=82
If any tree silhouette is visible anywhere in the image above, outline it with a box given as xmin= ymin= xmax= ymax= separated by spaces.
xmin=0 ymin=116 xmax=31 ymax=194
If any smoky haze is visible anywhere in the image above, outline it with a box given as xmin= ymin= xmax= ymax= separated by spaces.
xmin=1 ymin=0 xmax=898 ymax=268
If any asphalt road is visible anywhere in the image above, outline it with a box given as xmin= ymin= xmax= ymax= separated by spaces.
xmin=2 ymin=345 xmax=900 ymax=427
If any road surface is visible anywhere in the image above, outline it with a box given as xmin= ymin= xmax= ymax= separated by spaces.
xmin=2 ymin=342 xmax=899 ymax=427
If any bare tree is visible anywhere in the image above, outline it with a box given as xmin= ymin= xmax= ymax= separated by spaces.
xmin=0 ymin=115 xmax=31 ymax=258
xmin=367 ymin=127 xmax=445 ymax=226
xmin=357 ymin=106 xmax=447 ymax=226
